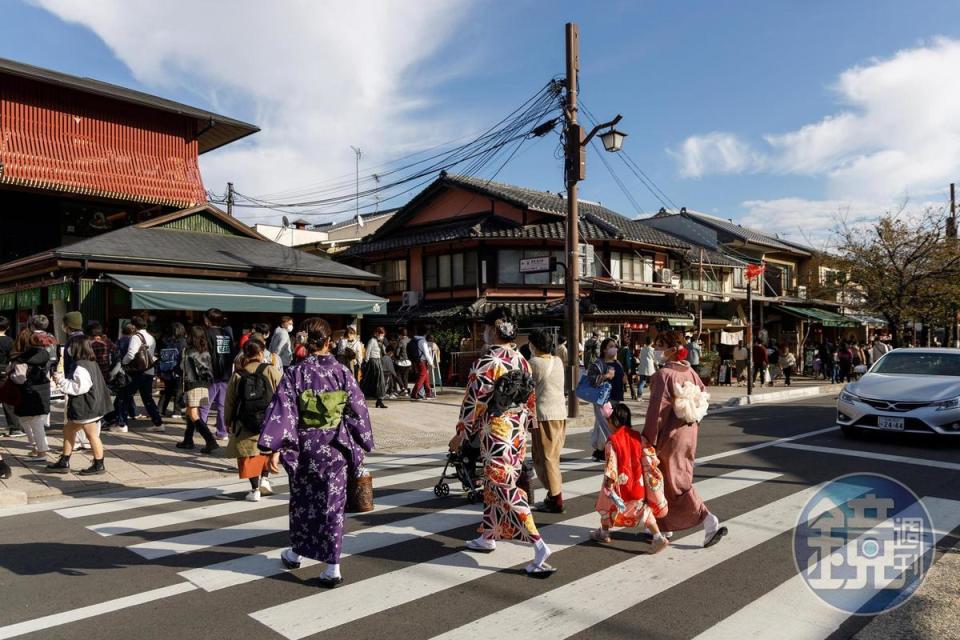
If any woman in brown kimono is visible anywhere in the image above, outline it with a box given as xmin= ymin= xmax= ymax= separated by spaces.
xmin=642 ymin=330 xmax=727 ymax=547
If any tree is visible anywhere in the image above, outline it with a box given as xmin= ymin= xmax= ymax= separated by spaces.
xmin=833 ymin=207 xmax=960 ymax=346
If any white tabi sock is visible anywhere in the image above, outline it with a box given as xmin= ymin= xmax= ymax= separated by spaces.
xmin=322 ymin=563 xmax=341 ymax=579
xmin=282 ymin=548 xmax=302 ymax=564
xmin=703 ymin=512 xmax=720 ymax=543
xmin=533 ymin=538 xmax=552 ymax=566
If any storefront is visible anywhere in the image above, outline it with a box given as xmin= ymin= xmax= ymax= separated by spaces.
xmin=0 ymin=205 xmax=385 ymax=338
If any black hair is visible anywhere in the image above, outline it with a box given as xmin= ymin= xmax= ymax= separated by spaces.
xmin=85 ymin=320 xmax=103 ymax=337
xmin=132 ymin=316 xmax=148 ymax=330
xmin=205 ymin=308 xmax=225 ymax=327
xmin=302 ymin=317 xmax=332 ymax=352
xmin=67 ymin=336 xmax=96 ymax=363
xmin=0 ymin=316 xmax=8 ymax=332
xmin=482 ymin=306 xmax=517 ymax=341
xmin=528 ymin=329 xmax=554 ymax=355
xmin=253 ymin=322 xmax=270 ymax=336
xmin=599 ymin=337 xmax=617 ymax=354
xmin=611 ymin=402 xmax=632 ymax=429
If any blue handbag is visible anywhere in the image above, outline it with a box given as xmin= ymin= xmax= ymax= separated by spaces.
xmin=575 ymin=373 xmax=611 ymax=406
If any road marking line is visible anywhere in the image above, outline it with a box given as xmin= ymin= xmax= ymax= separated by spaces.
xmin=695 ymin=426 xmax=838 ymax=465
xmin=249 ymin=469 xmax=781 ymax=639
xmin=692 ymin=496 xmax=960 ymax=640
xmin=422 ymin=480 xmax=870 ymax=640
xmin=181 ymin=467 xmax=603 ymax=591
xmin=0 ymin=583 xmax=197 ymax=640
xmin=776 ymin=443 xmax=960 ymax=472
xmin=56 ymin=477 xmax=291 ymax=520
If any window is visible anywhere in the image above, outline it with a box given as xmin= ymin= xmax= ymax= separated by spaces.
xmin=498 ymin=249 xmax=523 ymax=284
xmin=368 ymin=259 xmax=407 ymax=294
xmin=733 ymin=267 xmax=746 ymax=289
xmin=609 ymin=251 xmax=654 ymax=282
xmin=425 ymin=251 xmax=478 ymax=289
xmin=497 ymin=249 xmax=567 ymax=286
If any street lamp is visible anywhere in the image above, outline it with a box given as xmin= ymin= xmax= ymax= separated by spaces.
xmin=563 ymin=22 xmax=628 ymax=418
xmin=599 ymin=128 xmax=627 ymax=152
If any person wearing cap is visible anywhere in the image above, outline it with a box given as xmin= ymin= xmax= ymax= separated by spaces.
xmin=61 ymin=311 xmax=86 ymax=377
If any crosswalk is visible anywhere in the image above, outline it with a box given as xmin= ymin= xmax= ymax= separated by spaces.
xmin=1 ymin=437 xmax=957 ymax=640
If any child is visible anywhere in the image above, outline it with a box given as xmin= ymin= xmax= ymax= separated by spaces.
xmin=591 ymin=403 xmax=670 ymax=553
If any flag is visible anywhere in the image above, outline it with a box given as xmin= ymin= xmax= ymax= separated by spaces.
xmin=746 ymin=263 xmax=766 ymax=280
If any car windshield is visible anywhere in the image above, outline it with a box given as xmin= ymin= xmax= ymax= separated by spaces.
xmin=871 ymin=352 xmax=960 ymax=376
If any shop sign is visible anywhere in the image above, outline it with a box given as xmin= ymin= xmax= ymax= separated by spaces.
xmin=623 ymin=322 xmax=649 ymax=330
xmin=520 ymin=255 xmax=556 ymax=274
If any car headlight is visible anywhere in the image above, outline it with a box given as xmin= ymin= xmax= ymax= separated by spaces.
xmin=935 ymin=397 xmax=960 ymax=412
xmin=839 ymin=390 xmax=859 ymax=405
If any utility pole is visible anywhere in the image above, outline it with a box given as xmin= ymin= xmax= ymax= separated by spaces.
xmin=564 ymin=23 xmax=582 ymax=418
xmin=351 ymin=146 xmax=362 ymax=227
xmin=950 ymin=183 xmax=958 ymax=347
xmin=226 ymin=182 xmax=234 ymax=216
xmin=746 ymin=278 xmax=753 ymax=396
xmin=698 ymin=247 xmax=704 ymax=340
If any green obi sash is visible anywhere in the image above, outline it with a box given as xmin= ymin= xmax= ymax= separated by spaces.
xmin=298 ymin=389 xmax=348 ymax=430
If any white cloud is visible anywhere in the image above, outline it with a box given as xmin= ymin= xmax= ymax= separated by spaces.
xmin=669 ymin=131 xmax=763 ymax=178
xmin=31 ymin=0 xmax=474 ymax=223
xmin=673 ymin=37 xmax=960 ymax=203
xmin=737 ymin=196 xmax=944 ymax=248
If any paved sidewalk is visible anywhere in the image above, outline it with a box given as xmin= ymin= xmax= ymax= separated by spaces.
xmin=0 ymin=376 xmax=839 ymax=506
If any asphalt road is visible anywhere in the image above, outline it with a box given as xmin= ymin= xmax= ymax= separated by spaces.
xmin=0 ymin=397 xmax=958 ymax=640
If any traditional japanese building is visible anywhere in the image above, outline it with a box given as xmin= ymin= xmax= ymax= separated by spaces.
xmin=0 ymin=58 xmax=384 ymax=335
xmin=339 ymin=173 xmax=697 ymax=348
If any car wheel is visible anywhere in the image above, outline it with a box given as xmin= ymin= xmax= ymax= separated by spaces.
xmin=841 ymin=425 xmax=862 ymax=439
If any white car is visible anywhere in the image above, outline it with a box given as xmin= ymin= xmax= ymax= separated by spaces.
xmin=837 ymin=348 xmax=960 ymax=437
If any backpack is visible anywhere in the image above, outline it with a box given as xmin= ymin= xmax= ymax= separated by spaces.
xmin=188 ymin=352 xmax=215 ymax=385
xmin=406 ymin=338 xmax=422 ymax=365
xmin=487 ymin=368 xmax=535 ymax=417
xmin=157 ymin=347 xmax=180 ymax=377
xmin=235 ymin=363 xmax=273 ymax=433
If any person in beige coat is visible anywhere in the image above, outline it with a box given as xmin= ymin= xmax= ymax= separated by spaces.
xmin=225 ymin=339 xmax=282 ymax=502
xmin=527 ymin=329 xmax=568 ymax=513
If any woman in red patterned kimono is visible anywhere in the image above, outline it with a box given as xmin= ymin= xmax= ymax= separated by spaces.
xmin=448 ymin=307 xmax=555 ymax=576
xmin=642 ymin=330 xmax=727 ymax=547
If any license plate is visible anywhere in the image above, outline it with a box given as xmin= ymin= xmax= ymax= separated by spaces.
xmin=877 ymin=416 xmax=905 ymax=431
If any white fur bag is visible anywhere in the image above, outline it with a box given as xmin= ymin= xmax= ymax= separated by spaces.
xmin=673 ymin=381 xmax=710 ymax=424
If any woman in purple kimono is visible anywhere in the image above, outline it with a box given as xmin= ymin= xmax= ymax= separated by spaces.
xmin=259 ymin=317 xmax=374 ymax=587
xmin=642 ymin=330 xmax=727 ymax=547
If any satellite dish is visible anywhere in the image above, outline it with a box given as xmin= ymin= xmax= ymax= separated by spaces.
xmin=282 ymin=216 xmax=290 ymax=228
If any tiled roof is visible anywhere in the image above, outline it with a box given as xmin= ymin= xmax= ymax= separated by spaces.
xmin=396 ymin=297 xmax=559 ymax=321
xmin=444 ymin=174 xmax=688 ymax=249
xmin=48 ymin=224 xmax=378 ymax=281
xmin=679 ymin=211 xmax=810 ymax=254
xmin=589 ymin=307 xmax=694 ymax=320
xmin=684 ymin=245 xmax=745 ymax=267
xmin=344 ymin=174 xmax=690 ymax=256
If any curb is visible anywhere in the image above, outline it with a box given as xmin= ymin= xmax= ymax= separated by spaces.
xmin=723 ymin=385 xmax=836 ymax=407
xmin=0 ymin=488 xmax=28 ymax=507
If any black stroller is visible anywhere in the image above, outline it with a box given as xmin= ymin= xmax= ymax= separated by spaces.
xmin=434 ymin=437 xmax=482 ymax=503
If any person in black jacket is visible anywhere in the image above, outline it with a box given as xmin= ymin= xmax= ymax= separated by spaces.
xmin=0 ymin=315 xmax=22 ymax=437
xmin=46 ymin=337 xmax=113 ymax=475
xmin=198 ymin=308 xmax=235 ymax=441
xmin=9 ymin=329 xmax=52 ymax=458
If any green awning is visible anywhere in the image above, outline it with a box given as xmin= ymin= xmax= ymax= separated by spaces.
xmin=107 ymin=274 xmax=386 ymax=316
xmin=776 ymin=305 xmax=859 ymax=328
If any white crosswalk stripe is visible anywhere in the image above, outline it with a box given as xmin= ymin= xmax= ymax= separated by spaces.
xmin=248 ymin=469 xmax=782 ymax=640
xmin=692 ymin=496 xmax=960 ymax=640
xmin=7 ymin=429 xmax=953 ymax=640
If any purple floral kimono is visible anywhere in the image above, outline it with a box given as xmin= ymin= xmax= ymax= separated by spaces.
xmin=259 ymin=354 xmax=374 ymax=563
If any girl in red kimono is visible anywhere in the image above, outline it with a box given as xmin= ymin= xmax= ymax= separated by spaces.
xmin=642 ymin=330 xmax=727 ymax=547
xmin=592 ymin=403 xmax=669 ymax=552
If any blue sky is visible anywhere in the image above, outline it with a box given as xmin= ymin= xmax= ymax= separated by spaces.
xmin=4 ymin=0 xmax=960 ymax=244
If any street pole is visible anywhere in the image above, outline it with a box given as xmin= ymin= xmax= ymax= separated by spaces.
xmin=351 ymin=146 xmax=362 ymax=225
xmin=564 ymin=22 xmax=581 ymax=418
xmin=226 ymin=182 xmax=234 ymax=216
xmin=950 ymin=183 xmax=958 ymax=347
xmin=698 ymin=247 xmax=704 ymax=340
xmin=747 ymin=278 xmax=754 ymax=396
